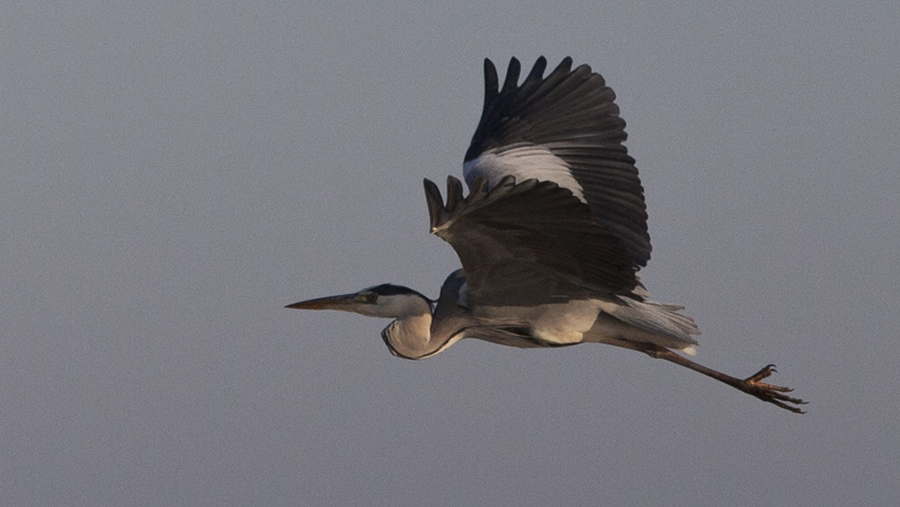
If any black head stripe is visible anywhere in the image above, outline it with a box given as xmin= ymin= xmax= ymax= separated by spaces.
xmin=366 ymin=284 xmax=430 ymax=301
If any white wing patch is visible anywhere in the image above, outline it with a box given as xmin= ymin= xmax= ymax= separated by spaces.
xmin=464 ymin=143 xmax=586 ymax=202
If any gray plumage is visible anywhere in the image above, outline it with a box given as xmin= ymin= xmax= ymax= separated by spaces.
xmin=288 ymin=56 xmax=805 ymax=413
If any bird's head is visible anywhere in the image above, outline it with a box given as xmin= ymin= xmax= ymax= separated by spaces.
xmin=286 ymin=284 xmax=432 ymax=319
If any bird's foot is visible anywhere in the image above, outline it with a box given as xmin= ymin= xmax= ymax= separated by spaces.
xmin=741 ymin=364 xmax=807 ymax=414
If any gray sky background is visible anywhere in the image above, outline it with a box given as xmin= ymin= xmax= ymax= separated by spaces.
xmin=2 ymin=1 xmax=898 ymax=506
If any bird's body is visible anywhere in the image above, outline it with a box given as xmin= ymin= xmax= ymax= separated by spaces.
xmin=289 ymin=57 xmax=805 ymax=413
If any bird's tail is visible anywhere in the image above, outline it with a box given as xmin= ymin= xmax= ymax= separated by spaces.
xmin=596 ymin=287 xmax=701 ymax=355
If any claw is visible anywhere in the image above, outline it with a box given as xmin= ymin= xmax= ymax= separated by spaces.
xmin=745 ymin=364 xmax=776 ymax=383
xmin=742 ymin=364 xmax=807 ymax=414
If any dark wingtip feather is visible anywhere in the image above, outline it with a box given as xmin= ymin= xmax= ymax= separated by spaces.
xmin=423 ymin=178 xmax=445 ymax=231
xmin=526 ymin=56 xmax=548 ymax=83
xmin=446 ymin=175 xmax=464 ymax=213
xmin=501 ymin=57 xmax=522 ymax=93
xmin=483 ymin=58 xmax=499 ymax=110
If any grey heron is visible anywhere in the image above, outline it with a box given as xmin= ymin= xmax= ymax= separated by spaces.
xmin=288 ymin=56 xmax=806 ymax=413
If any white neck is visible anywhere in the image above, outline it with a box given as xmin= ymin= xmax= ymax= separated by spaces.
xmin=376 ymin=278 xmax=468 ymax=360
xmin=382 ymin=312 xmax=436 ymax=359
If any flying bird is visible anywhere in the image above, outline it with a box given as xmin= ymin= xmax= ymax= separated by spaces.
xmin=288 ymin=57 xmax=805 ymax=413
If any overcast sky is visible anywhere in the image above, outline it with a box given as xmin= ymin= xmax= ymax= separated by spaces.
xmin=2 ymin=1 xmax=899 ymax=506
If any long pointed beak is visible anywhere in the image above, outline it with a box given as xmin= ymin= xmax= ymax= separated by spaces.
xmin=285 ymin=293 xmax=357 ymax=310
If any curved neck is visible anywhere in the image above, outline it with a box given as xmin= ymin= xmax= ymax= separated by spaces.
xmin=378 ymin=271 xmax=477 ymax=359
xmin=382 ymin=311 xmax=438 ymax=359
xmin=382 ymin=272 xmax=472 ymax=360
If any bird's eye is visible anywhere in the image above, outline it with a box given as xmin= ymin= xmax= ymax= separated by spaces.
xmin=365 ymin=293 xmax=378 ymax=303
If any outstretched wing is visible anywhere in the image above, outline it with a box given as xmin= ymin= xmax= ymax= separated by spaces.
xmin=464 ymin=56 xmax=651 ymax=269
xmin=424 ymin=175 xmax=638 ymax=306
